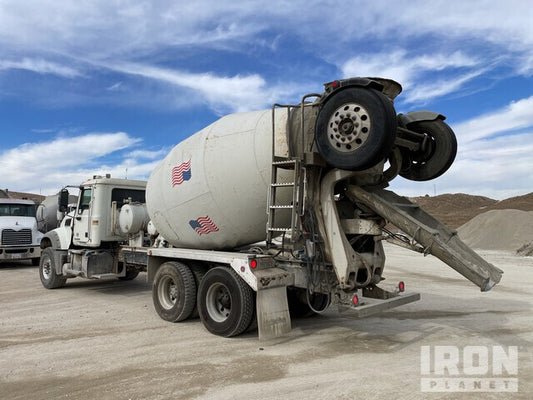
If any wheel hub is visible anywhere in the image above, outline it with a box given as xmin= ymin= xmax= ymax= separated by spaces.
xmin=327 ymin=103 xmax=371 ymax=153
xmin=158 ymin=276 xmax=178 ymax=310
xmin=206 ymin=283 xmax=231 ymax=323
xmin=42 ymin=258 xmax=51 ymax=279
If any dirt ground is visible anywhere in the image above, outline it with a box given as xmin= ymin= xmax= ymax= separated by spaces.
xmin=1 ymin=244 xmax=531 ymax=400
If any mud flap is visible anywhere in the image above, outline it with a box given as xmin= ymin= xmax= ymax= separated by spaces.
xmin=257 ymin=286 xmax=291 ymax=340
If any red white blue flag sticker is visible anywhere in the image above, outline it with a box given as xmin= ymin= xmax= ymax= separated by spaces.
xmin=189 ymin=216 xmax=219 ymax=236
xmin=172 ymin=160 xmax=192 ymax=186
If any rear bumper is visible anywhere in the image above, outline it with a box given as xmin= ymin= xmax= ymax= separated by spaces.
xmin=339 ymin=292 xmax=421 ymax=318
xmin=0 ymin=246 xmax=41 ymax=261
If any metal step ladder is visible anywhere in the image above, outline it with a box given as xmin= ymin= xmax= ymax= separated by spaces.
xmin=266 ymin=156 xmax=303 ymax=247
xmin=266 ymin=103 xmax=307 ymax=248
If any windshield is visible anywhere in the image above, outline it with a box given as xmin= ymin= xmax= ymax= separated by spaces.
xmin=0 ymin=203 xmax=36 ymax=217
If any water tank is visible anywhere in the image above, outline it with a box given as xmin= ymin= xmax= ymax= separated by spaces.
xmin=146 ymin=109 xmax=293 ymax=249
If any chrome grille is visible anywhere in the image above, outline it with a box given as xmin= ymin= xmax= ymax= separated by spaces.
xmin=1 ymin=229 xmax=32 ymax=245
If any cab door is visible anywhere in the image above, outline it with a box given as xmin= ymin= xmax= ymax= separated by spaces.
xmin=72 ymin=186 xmax=92 ymax=245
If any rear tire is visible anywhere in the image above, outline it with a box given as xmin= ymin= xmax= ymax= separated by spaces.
xmin=198 ymin=267 xmax=254 ymax=337
xmin=399 ymin=119 xmax=457 ymax=181
xmin=188 ymin=262 xmax=207 ymax=319
xmin=287 ymin=288 xmax=329 ymax=318
xmin=39 ymin=247 xmax=66 ymax=289
xmin=152 ymin=261 xmax=196 ymax=322
xmin=315 ymin=87 xmax=397 ymax=171
xmin=118 ymin=267 xmax=140 ymax=281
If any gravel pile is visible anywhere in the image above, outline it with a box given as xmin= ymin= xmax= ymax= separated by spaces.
xmin=458 ymin=209 xmax=533 ymax=253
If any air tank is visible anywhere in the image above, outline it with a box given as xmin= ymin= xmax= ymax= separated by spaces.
xmin=146 ymin=109 xmax=293 ymax=250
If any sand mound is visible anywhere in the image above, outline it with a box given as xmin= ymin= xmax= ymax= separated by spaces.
xmin=458 ymin=209 xmax=533 ymax=252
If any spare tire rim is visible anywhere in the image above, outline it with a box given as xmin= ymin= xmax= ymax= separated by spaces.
xmin=326 ymin=103 xmax=371 ymax=153
xmin=206 ymin=282 xmax=231 ymax=323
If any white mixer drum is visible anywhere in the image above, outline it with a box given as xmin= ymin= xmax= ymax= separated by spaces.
xmin=146 ymin=109 xmax=293 ymax=249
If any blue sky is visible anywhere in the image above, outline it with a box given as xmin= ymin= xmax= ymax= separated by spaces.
xmin=0 ymin=0 xmax=532 ymax=199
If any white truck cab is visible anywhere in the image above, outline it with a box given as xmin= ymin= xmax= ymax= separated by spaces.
xmin=71 ymin=176 xmax=146 ymax=247
xmin=39 ymin=176 xmax=147 ymax=288
xmin=0 ymin=197 xmax=42 ymax=265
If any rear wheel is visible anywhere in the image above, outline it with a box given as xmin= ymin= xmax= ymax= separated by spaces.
xmin=287 ymin=288 xmax=330 ymax=318
xmin=399 ymin=119 xmax=457 ymax=181
xmin=198 ymin=267 xmax=254 ymax=337
xmin=315 ymin=87 xmax=397 ymax=171
xmin=39 ymin=247 xmax=66 ymax=289
xmin=118 ymin=267 xmax=140 ymax=281
xmin=152 ymin=261 xmax=196 ymax=322
xmin=188 ymin=262 xmax=207 ymax=319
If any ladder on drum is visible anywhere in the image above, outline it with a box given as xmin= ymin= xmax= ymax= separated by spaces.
xmin=266 ymin=104 xmax=305 ymax=248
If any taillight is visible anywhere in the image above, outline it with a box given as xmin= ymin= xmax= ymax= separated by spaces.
xmin=250 ymin=259 xmax=258 ymax=269
xmin=398 ymin=281 xmax=405 ymax=292
xmin=352 ymin=294 xmax=359 ymax=306
xmin=332 ymin=80 xmax=340 ymax=89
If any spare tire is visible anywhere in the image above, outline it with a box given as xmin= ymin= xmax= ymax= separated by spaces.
xmin=399 ymin=119 xmax=457 ymax=181
xmin=315 ymin=87 xmax=397 ymax=171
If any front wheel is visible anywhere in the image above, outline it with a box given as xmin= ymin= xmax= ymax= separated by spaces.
xmin=39 ymin=247 xmax=66 ymax=289
xmin=152 ymin=261 xmax=196 ymax=322
xmin=399 ymin=119 xmax=457 ymax=181
xmin=198 ymin=267 xmax=254 ymax=337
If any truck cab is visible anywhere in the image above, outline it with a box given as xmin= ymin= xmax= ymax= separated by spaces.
xmin=0 ymin=197 xmax=42 ymax=265
xmin=39 ymin=175 xmax=147 ymax=288
xmin=72 ymin=176 xmax=146 ymax=247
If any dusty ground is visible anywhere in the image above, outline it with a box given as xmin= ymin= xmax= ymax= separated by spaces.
xmin=1 ymin=244 xmax=531 ymax=400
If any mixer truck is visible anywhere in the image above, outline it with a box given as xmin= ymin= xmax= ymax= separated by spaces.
xmin=36 ymin=192 xmax=78 ymax=233
xmin=39 ymin=77 xmax=503 ymax=339
xmin=0 ymin=192 xmax=42 ymax=265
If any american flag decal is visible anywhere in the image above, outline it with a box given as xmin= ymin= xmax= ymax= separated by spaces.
xmin=189 ymin=216 xmax=219 ymax=236
xmin=171 ymin=160 xmax=192 ymax=186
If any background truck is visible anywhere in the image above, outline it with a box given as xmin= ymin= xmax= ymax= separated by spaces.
xmin=36 ymin=192 xmax=78 ymax=233
xmin=0 ymin=190 xmax=42 ymax=265
xmin=39 ymin=77 xmax=503 ymax=339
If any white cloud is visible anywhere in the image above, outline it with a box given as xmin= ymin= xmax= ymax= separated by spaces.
xmin=106 ymin=61 xmax=297 ymax=113
xmin=0 ymin=132 xmax=155 ymax=194
xmin=125 ymin=149 xmax=168 ymax=160
xmin=106 ymin=81 xmax=123 ymax=91
xmin=453 ymin=96 xmax=533 ymax=144
xmin=0 ymin=58 xmax=81 ymax=78
xmin=341 ymin=50 xmax=485 ymax=104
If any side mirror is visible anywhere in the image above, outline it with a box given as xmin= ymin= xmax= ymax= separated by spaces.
xmin=58 ymin=189 xmax=70 ymax=212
